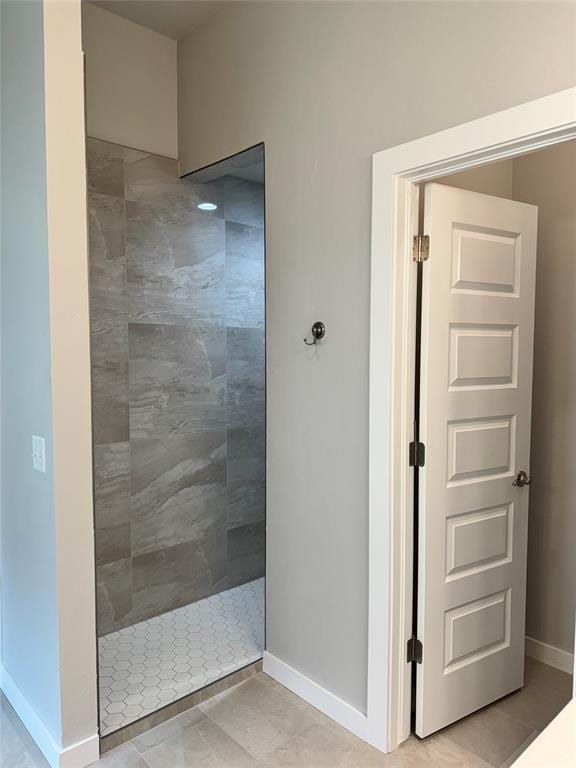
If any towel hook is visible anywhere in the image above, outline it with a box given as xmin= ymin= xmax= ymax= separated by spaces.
xmin=304 ymin=321 xmax=326 ymax=346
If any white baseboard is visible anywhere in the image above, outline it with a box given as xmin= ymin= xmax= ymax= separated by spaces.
xmin=525 ymin=636 xmax=574 ymax=675
xmin=0 ymin=666 xmax=100 ymax=768
xmin=263 ymin=651 xmax=368 ymax=742
xmin=59 ymin=733 xmax=100 ymax=768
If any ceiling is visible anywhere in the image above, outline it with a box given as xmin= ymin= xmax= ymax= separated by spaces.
xmin=88 ymin=0 xmax=231 ymax=40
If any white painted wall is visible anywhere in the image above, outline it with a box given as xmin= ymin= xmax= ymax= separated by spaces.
xmin=178 ymin=1 xmax=576 ymax=714
xmin=82 ymin=3 xmax=178 ymax=158
xmin=513 ymin=142 xmax=576 ymax=658
xmin=1 ymin=1 xmax=98 ymax=765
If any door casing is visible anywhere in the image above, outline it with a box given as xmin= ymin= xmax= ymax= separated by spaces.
xmin=367 ymin=87 xmax=576 ymax=753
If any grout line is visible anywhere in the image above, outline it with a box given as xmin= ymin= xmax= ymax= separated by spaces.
xmin=491 ymin=679 xmax=571 ymax=732
xmin=499 ymin=729 xmax=540 ymax=768
xmin=432 ymin=734 xmax=495 ymax=768
xmin=485 ymin=703 xmax=536 ymax=732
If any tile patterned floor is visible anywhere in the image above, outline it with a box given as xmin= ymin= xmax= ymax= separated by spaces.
xmin=98 ymin=578 xmax=265 ymax=735
xmin=1 ymin=657 xmax=571 ymax=768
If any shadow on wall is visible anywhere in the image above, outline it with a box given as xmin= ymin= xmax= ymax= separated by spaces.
xmin=87 ymin=138 xmax=265 ymax=635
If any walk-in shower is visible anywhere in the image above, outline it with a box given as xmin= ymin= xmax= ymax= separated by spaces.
xmin=87 ymin=140 xmax=266 ymax=736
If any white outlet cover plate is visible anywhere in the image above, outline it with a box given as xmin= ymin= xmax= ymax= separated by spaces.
xmin=32 ymin=435 xmax=46 ymax=473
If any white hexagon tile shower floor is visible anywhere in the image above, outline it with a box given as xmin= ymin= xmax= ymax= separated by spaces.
xmin=98 ymin=577 xmax=265 ymax=735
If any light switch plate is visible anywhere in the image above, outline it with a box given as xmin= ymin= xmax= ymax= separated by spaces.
xmin=32 ymin=435 xmax=46 ymax=473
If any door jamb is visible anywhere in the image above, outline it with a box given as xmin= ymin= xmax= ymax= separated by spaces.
xmin=367 ymin=87 xmax=576 ymax=753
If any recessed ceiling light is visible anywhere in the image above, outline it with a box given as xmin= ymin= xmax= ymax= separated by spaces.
xmin=197 ymin=202 xmax=218 ymax=211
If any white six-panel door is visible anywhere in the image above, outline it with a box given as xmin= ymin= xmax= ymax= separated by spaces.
xmin=416 ymin=183 xmax=538 ymax=737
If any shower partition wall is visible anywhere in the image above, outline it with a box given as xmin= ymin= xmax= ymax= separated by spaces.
xmin=87 ymin=138 xmax=266 ymax=735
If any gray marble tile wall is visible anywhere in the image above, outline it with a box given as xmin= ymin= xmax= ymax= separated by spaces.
xmin=87 ymin=138 xmax=265 ymax=636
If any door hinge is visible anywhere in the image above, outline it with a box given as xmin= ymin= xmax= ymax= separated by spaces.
xmin=412 ymin=234 xmax=430 ymax=263
xmin=407 ymin=636 xmax=423 ymax=664
xmin=409 ymin=440 xmax=425 ymax=467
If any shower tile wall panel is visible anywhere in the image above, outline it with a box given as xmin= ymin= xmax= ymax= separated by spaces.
xmin=128 ymin=322 xmax=227 ymax=438
xmin=223 ymin=177 xmax=265 ymax=591
xmin=88 ymin=138 xmax=265 ymax=635
xmin=227 ymin=426 xmax=265 ymax=529
xmin=226 ymin=221 xmax=265 ymax=329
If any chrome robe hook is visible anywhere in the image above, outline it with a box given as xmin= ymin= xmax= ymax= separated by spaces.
xmin=304 ymin=321 xmax=326 ymax=346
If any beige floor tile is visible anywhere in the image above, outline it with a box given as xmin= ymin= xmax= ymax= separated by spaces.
xmin=492 ymin=681 xmax=570 ymax=732
xmin=199 ymin=675 xmax=326 ymax=760
xmin=263 ymin=727 xmax=492 ymax=768
xmin=0 ymin=695 xmax=49 ymax=768
xmin=89 ymin=743 xmax=148 ymax=767
xmin=387 ymin=735 xmax=493 ymax=768
xmin=257 ymin=721 xmax=382 ymax=768
xmin=131 ymin=706 xmax=206 ymax=754
xmin=141 ymin=717 xmax=258 ymax=768
xmin=250 ymin=672 xmax=332 ymax=722
xmin=439 ymin=706 xmax=536 ymax=767
xmin=524 ymin=658 xmax=573 ymax=699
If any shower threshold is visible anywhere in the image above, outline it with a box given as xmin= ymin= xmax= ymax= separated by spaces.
xmin=98 ymin=577 xmax=265 ymax=735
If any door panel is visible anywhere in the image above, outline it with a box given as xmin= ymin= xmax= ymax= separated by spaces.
xmin=416 ymin=183 xmax=537 ymax=737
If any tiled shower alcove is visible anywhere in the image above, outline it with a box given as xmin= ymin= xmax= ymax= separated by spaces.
xmin=87 ymin=138 xmax=266 ymax=734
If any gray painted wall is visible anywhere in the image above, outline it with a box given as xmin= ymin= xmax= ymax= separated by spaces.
xmin=178 ymin=1 xmax=576 ymax=713
xmin=0 ymin=0 xmax=62 ymax=742
xmin=88 ymin=139 xmax=265 ymax=635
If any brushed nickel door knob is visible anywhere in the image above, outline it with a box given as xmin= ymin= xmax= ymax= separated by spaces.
xmin=512 ymin=470 xmax=532 ymax=487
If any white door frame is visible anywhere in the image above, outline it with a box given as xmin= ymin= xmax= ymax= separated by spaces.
xmin=367 ymin=87 xmax=576 ymax=753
